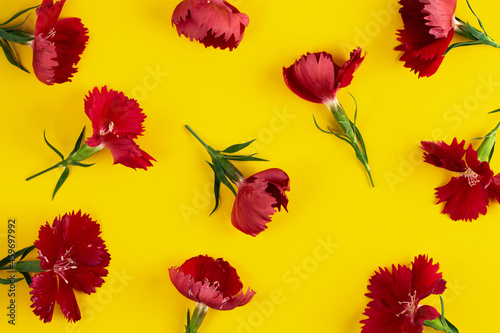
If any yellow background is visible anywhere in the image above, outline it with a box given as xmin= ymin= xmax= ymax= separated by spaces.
xmin=1 ymin=0 xmax=500 ymax=332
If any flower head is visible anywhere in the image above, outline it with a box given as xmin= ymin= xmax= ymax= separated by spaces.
xmin=361 ymin=255 xmax=447 ymax=333
xmin=85 ymin=86 xmax=155 ymax=170
xmin=395 ymin=0 xmax=457 ymax=77
xmin=172 ymin=0 xmax=249 ymax=51
xmin=231 ymin=168 xmax=290 ymax=237
xmin=30 ymin=211 xmax=110 ymax=323
xmin=169 ymin=255 xmax=255 ymax=310
xmin=282 ymin=48 xmax=365 ymax=106
xmin=32 ymin=0 xmax=89 ymax=84
xmin=421 ymin=138 xmax=500 ymax=221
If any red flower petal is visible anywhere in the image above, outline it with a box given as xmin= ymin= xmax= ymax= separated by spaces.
xmin=421 ymin=138 xmax=467 ymax=172
xmin=283 ymin=49 xmax=364 ymax=105
xmin=436 ymin=175 xmax=490 ymax=221
xmin=169 ymin=255 xmax=255 ymax=310
xmin=422 ymin=0 xmax=457 ymax=38
xmin=231 ymin=168 xmax=290 ymax=236
xmin=411 ymin=255 xmax=447 ymax=299
xmin=30 ymin=272 xmax=58 ymax=323
xmin=56 ymin=278 xmax=81 ymax=322
xmin=32 ymin=0 xmax=88 ymax=84
xmin=172 ymin=0 xmax=249 ymax=50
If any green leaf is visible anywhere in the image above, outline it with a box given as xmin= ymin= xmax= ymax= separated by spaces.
xmin=207 ymin=162 xmax=221 ymax=215
xmin=4 ymin=13 xmax=32 ymax=31
xmin=69 ymin=161 xmax=95 ymax=167
xmin=0 ymin=5 xmax=39 ymax=27
xmin=52 ymin=167 xmax=70 ymax=199
xmin=223 ymin=154 xmax=268 ymax=162
xmin=211 ymin=157 xmax=237 ymax=196
xmin=445 ymin=40 xmax=484 ymax=54
xmin=0 ymin=277 xmax=23 ymax=285
xmin=465 ymin=0 xmax=487 ymax=35
xmin=222 ymin=139 xmax=256 ymax=153
xmin=0 ymin=28 xmax=33 ymax=44
xmin=44 ymin=130 xmax=65 ymax=161
xmin=488 ymin=108 xmax=500 ymax=114
xmin=21 ymin=272 xmax=32 ymax=287
xmin=0 ymin=245 xmax=35 ymax=267
xmin=0 ymin=39 xmax=28 ymax=72
xmin=70 ymin=126 xmax=86 ymax=155
xmin=488 ymin=143 xmax=495 ymax=163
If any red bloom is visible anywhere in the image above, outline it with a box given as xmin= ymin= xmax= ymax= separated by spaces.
xmin=32 ymin=0 xmax=89 ymax=85
xmin=361 ymin=255 xmax=447 ymax=333
xmin=30 ymin=211 xmax=110 ymax=323
xmin=172 ymin=0 xmax=249 ymax=51
xmin=231 ymin=168 xmax=290 ymax=237
xmin=395 ymin=0 xmax=457 ymax=77
xmin=421 ymin=138 xmax=500 ymax=221
xmin=282 ymin=48 xmax=365 ymax=106
xmin=169 ymin=255 xmax=255 ymax=310
xmin=85 ymin=86 xmax=155 ymax=170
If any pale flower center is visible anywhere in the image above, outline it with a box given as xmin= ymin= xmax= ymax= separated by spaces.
xmin=100 ymin=121 xmax=115 ymax=136
xmin=396 ymin=291 xmax=418 ymax=318
xmin=460 ymin=168 xmax=480 ymax=187
xmin=53 ymin=250 xmax=77 ymax=284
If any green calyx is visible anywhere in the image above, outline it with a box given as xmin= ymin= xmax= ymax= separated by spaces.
xmin=185 ymin=125 xmax=267 ymax=215
xmin=316 ymin=96 xmax=374 ymax=187
xmin=448 ymin=0 xmax=500 ymax=54
xmin=0 ymin=245 xmax=40 ymax=287
xmin=423 ymin=296 xmax=459 ymax=333
xmin=0 ymin=5 xmax=39 ymax=73
xmin=26 ymin=127 xmax=100 ymax=199
xmin=475 ymin=121 xmax=500 ymax=163
xmin=185 ymin=303 xmax=209 ymax=333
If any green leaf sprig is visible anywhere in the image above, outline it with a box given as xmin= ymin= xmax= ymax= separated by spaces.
xmin=0 ymin=245 xmax=40 ymax=286
xmin=185 ymin=125 xmax=267 ymax=214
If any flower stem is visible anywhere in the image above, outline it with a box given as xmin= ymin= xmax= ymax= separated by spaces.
xmin=185 ymin=303 xmax=208 ymax=333
xmin=185 ymin=125 xmax=209 ymax=148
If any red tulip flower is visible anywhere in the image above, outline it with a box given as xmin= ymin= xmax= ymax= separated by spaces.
xmin=232 ymin=168 xmax=290 ymax=236
xmin=169 ymin=255 xmax=255 ymax=333
xmin=361 ymin=255 xmax=458 ymax=333
xmin=172 ymin=0 xmax=249 ymax=51
xmin=421 ymin=127 xmax=500 ymax=221
xmin=30 ymin=211 xmax=110 ymax=322
xmin=32 ymin=0 xmax=89 ymax=84
xmin=185 ymin=125 xmax=290 ymax=236
xmin=283 ymin=48 xmax=373 ymax=186
xmin=396 ymin=0 xmax=499 ymax=77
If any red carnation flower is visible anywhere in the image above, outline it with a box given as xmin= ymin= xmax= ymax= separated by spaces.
xmin=282 ymin=48 xmax=364 ymax=106
xmin=361 ymin=255 xmax=447 ymax=333
xmin=232 ymin=168 xmax=290 ymax=237
xmin=172 ymin=0 xmax=249 ymax=51
xmin=85 ymin=86 xmax=156 ymax=170
xmin=30 ymin=211 xmax=110 ymax=323
xmin=421 ymin=138 xmax=500 ymax=221
xmin=32 ymin=0 xmax=89 ymax=84
xmin=169 ymin=255 xmax=255 ymax=311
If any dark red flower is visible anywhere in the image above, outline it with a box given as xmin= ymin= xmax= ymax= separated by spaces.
xmin=172 ymin=0 xmax=249 ymax=51
xmin=282 ymin=48 xmax=365 ymax=105
xmin=32 ymin=0 xmax=89 ymax=85
xmin=85 ymin=86 xmax=155 ymax=170
xmin=395 ymin=0 xmax=457 ymax=77
xmin=169 ymin=255 xmax=255 ymax=310
xmin=361 ymin=255 xmax=447 ymax=333
xmin=30 ymin=211 xmax=110 ymax=323
xmin=231 ymin=168 xmax=290 ymax=237
xmin=421 ymin=138 xmax=500 ymax=221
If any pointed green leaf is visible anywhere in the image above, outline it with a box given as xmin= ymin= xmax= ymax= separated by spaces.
xmin=0 ymin=29 xmax=33 ymax=44
xmin=44 ymin=130 xmax=65 ymax=161
xmin=211 ymin=157 xmax=237 ymax=196
xmin=466 ymin=0 xmax=487 ymax=35
xmin=488 ymin=108 xmax=500 ymax=114
xmin=313 ymin=115 xmax=335 ymax=135
xmin=21 ymin=271 xmax=32 ymax=287
xmin=0 ymin=245 xmax=35 ymax=267
xmin=70 ymin=126 xmax=86 ymax=155
xmin=207 ymin=162 xmax=221 ymax=215
xmin=52 ymin=167 xmax=70 ymax=199
xmin=69 ymin=161 xmax=95 ymax=167
xmin=222 ymin=139 xmax=256 ymax=153
xmin=223 ymin=154 xmax=268 ymax=162
xmin=0 ymin=277 xmax=23 ymax=285
xmin=445 ymin=40 xmax=484 ymax=54
xmin=488 ymin=143 xmax=495 ymax=163
xmin=0 ymin=39 xmax=28 ymax=72
xmin=0 ymin=5 xmax=39 ymax=27
xmin=4 ymin=13 xmax=32 ymax=31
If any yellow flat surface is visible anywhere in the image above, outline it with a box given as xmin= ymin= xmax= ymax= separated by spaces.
xmin=1 ymin=0 xmax=500 ymax=331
